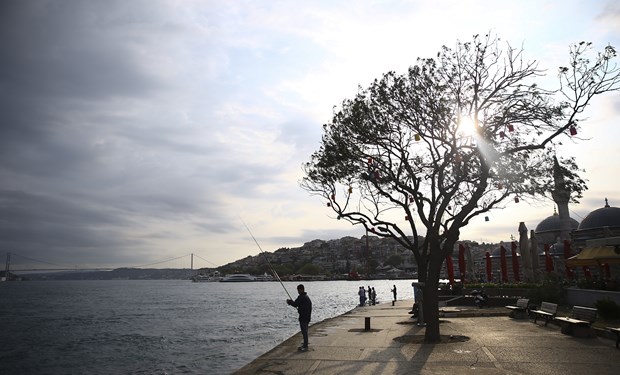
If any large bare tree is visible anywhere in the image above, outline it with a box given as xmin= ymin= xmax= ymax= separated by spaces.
xmin=301 ymin=34 xmax=619 ymax=342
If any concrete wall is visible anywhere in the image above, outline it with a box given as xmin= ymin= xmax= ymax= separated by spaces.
xmin=565 ymin=287 xmax=620 ymax=307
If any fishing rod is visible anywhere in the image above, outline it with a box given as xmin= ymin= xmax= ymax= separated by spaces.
xmin=239 ymin=217 xmax=293 ymax=301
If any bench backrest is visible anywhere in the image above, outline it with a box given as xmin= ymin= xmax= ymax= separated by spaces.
xmin=572 ymin=306 xmax=597 ymax=322
xmin=540 ymin=301 xmax=558 ymax=314
xmin=516 ymin=298 xmax=529 ymax=308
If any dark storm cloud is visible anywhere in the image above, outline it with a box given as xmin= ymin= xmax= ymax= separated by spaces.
xmin=0 ymin=1 xmax=219 ymax=265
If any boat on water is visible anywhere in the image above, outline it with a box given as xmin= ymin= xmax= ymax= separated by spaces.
xmin=220 ymin=274 xmax=257 ymax=282
xmin=192 ymin=274 xmax=221 ymax=282
xmin=191 ymin=271 xmax=222 ymax=282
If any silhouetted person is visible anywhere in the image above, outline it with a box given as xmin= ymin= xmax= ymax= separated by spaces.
xmin=391 ymin=285 xmax=397 ymax=301
xmin=287 ymin=284 xmax=312 ymax=351
xmin=371 ymin=287 xmax=376 ymax=305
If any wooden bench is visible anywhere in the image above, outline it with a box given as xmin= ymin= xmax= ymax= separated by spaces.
xmin=505 ymin=298 xmax=530 ymax=319
xmin=555 ymin=306 xmax=597 ymax=337
xmin=607 ymin=327 xmax=620 ymax=348
xmin=530 ymin=301 xmax=557 ymax=326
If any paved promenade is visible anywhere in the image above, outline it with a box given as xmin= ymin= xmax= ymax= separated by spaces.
xmin=234 ymin=300 xmax=619 ymax=375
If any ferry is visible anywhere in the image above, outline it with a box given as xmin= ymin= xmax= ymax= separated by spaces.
xmin=220 ymin=274 xmax=257 ymax=282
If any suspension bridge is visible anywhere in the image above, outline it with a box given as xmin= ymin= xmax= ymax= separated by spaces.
xmin=2 ymin=252 xmax=218 ymax=279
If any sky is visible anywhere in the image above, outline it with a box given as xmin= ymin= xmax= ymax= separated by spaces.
xmin=1 ymin=0 xmax=619 ymax=270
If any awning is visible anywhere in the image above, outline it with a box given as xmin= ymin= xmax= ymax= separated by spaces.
xmin=565 ymin=246 xmax=620 ymax=267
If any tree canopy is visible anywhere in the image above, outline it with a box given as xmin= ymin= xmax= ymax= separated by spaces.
xmin=301 ymin=34 xmax=620 ymax=342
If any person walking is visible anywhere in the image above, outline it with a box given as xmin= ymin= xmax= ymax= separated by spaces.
xmin=371 ymin=287 xmax=376 ymax=305
xmin=287 ymin=284 xmax=312 ymax=351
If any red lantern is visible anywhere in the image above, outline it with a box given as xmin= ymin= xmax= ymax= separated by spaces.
xmin=374 ymin=170 xmax=380 ymax=180
xmin=514 ymin=196 xmax=520 ymax=203
xmin=570 ymin=126 xmax=577 ymax=136
xmin=508 ymin=124 xmax=514 ymax=132
xmin=405 ymin=215 xmax=410 ymax=221
xmin=331 ymin=193 xmax=335 ymax=200
xmin=327 ymin=202 xmax=331 ymax=207
xmin=368 ymin=157 xmax=373 ymax=164
xmin=499 ymin=131 xmax=506 ymax=139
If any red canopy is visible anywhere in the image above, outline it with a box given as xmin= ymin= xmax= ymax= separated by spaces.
xmin=500 ymin=245 xmax=508 ymax=283
xmin=511 ymin=241 xmax=520 ymax=282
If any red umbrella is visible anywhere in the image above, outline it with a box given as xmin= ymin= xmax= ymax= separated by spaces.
xmin=511 ymin=241 xmax=520 ymax=282
xmin=563 ymin=240 xmax=573 ymax=279
xmin=500 ymin=245 xmax=508 ymax=283
xmin=544 ymin=244 xmax=554 ymax=273
xmin=458 ymin=244 xmax=466 ymax=282
xmin=445 ymin=255 xmax=455 ymax=286
xmin=485 ymin=251 xmax=492 ymax=282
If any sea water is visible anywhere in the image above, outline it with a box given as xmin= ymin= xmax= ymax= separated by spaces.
xmin=0 ymin=279 xmax=415 ymax=374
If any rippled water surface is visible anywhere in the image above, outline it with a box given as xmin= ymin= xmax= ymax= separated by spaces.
xmin=0 ymin=279 xmax=415 ymax=374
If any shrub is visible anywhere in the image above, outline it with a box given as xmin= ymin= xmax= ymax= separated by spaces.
xmin=595 ymin=298 xmax=620 ymax=320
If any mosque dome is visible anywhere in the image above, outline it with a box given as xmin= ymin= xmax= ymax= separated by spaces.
xmin=572 ymin=199 xmax=620 ymax=247
xmin=577 ymin=199 xmax=620 ymax=230
xmin=535 ymin=212 xmax=580 ymax=234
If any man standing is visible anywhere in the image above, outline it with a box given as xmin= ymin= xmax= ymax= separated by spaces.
xmin=287 ymin=284 xmax=312 ymax=351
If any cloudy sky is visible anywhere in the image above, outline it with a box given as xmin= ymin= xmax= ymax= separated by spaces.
xmin=1 ymin=0 xmax=619 ymax=270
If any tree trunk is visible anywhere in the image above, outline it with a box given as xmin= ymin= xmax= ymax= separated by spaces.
xmin=422 ymin=246 xmax=444 ymax=343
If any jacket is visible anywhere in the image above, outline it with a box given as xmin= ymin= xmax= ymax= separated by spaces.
xmin=288 ymin=292 xmax=312 ymax=322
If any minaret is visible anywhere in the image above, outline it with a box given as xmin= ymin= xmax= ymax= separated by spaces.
xmin=551 ymin=156 xmax=572 ymax=241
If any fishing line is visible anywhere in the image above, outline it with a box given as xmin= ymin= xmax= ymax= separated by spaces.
xmin=239 ymin=217 xmax=293 ymax=301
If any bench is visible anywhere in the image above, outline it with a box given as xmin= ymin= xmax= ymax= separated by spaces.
xmin=555 ymin=306 xmax=597 ymax=337
xmin=607 ymin=327 xmax=620 ymax=348
xmin=505 ymin=298 xmax=530 ymax=319
xmin=530 ymin=301 xmax=557 ymax=326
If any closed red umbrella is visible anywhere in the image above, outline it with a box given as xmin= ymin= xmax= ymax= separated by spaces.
xmin=544 ymin=244 xmax=553 ymax=273
xmin=582 ymin=266 xmax=592 ymax=279
xmin=511 ymin=241 xmax=520 ymax=282
xmin=563 ymin=240 xmax=573 ymax=279
xmin=602 ymin=263 xmax=611 ymax=279
xmin=458 ymin=244 xmax=466 ymax=283
xmin=445 ymin=255 xmax=455 ymax=286
xmin=500 ymin=245 xmax=508 ymax=283
xmin=485 ymin=251 xmax=492 ymax=282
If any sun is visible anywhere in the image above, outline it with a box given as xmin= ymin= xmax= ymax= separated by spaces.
xmin=457 ymin=115 xmax=479 ymax=138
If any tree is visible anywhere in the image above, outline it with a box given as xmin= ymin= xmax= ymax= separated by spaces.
xmin=385 ymin=254 xmax=403 ymax=268
xmin=301 ymin=34 xmax=619 ymax=342
xmin=298 ymin=263 xmax=321 ymax=275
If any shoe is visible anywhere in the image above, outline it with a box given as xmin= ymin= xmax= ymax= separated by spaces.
xmin=298 ymin=346 xmax=308 ymax=352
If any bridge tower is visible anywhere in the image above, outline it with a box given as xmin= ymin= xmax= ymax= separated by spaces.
xmin=3 ymin=252 xmax=10 ymax=281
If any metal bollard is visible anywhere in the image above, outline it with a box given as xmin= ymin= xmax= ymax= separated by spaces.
xmin=364 ymin=317 xmax=371 ymax=331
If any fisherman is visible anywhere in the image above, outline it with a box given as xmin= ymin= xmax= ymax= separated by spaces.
xmin=358 ymin=286 xmax=366 ymax=306
xmin=287 ymin=284 xmax=312 ymax=352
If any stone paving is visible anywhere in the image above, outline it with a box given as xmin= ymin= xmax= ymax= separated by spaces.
xmin=233 ymin=300 xmax=620 ymax=375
